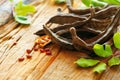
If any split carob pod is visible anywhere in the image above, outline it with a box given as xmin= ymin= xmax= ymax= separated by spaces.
xmin=43 ymin=25 xmax=75 ymax=50
xmin=70 ymin=7 xmax=120 ymax=51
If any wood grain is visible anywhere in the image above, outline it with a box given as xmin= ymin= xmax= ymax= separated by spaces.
xmin=0 ymin=0 xmax=120 ymax=80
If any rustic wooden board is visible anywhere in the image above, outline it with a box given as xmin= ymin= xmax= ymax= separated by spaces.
xmin=0 ymin=0 xmax=120 ymax=80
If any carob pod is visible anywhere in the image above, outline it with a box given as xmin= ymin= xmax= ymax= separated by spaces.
xmin=46 ymin=13 xmax=87 ymax=25
xmin=43 ymin=25 xmax=75 ymax=50
xmin=66 ymin=0 xmax=102 ymax=15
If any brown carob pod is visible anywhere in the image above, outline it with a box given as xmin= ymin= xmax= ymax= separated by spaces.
xmin=43 ymin=25 xmax=75 ymax=50
xmin=66 ymin=0 xmax=102 ymax=15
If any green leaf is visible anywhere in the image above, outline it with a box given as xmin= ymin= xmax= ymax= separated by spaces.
xmin=75 ymin=58 xmax=99 ymax=68
xmin=93 ymin=44 xmax=112 ymax=57
xmin=93 ymin=62 xmax=107 ymax=73
xmin=91 ymin=0 xmax=108 ymax=7
xmin=110 ymin=0 xmax=120 ymax=5
xmin=55 ymin=0 xmax=66 ymax=4
xmin=82 ymin=0 xmax=108 ymax=7
xmin=108 ymin=57 xmax=120 ymax=67
xmin=81 ymin=0 xmax=91 ymax=7
xmin=113 ymin=32 xmax=120 ymax=49
xmin=15 ymin=1 xmax=36 ymax=16
xmin=15 ymin=16 xmax=31 ymax=24
xmin=99 ymin=0 xmax=120 ymax=5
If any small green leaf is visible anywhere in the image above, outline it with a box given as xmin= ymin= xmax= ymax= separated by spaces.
xmin=15 ymin=1 xmax=36 ymax=16
xmin=15 ymin=16 xmax=31 ymax=24
xmin=93 ymin=62 xmax=107 ymax=74
xmin=108 ymin=57 xmax=120 ymax=67
xmin=75 ymin=58 xmax=99 ymax=68
xmin=113 ymin=32 xmax=120 ymax=49
xmin=55 ymin=0 xmax=66 ymax=4
xmin=93 ymin=44 xmax=112 ymax=57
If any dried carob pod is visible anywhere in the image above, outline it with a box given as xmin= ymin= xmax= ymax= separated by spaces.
xmin=43 ymin=25 xmax=75 ymax=50
xmin=46 ymin=13 xmax=87 ymax=25
xmin=66 ymin=0 xmax=102 ymax=15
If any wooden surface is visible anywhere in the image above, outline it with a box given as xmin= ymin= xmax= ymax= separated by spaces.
xmin=0 ymin=0 xmax=120 ymax=80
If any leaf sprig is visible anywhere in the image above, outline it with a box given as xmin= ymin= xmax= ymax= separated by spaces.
xmin=75 ymin=32 xmax=120 ymax=73
xmin=10 ymin=0 xmax=36 ymax=24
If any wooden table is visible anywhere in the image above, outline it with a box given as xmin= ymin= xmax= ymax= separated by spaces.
xmin=0 ymin=0 xmax=120 ymax=80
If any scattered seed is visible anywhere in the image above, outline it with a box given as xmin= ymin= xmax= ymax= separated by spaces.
xmin=45 ymin=48 xmax=50 ymax=51
xmin=26 ymin=54 xmax=32 ymax=59
xmin=46 ymin=51 xmax=52 ymax=55
xmin=18 ymin=57 xmax=25 ymax=62
xmin=34 ymin=47 xmax=38 ymax=51
xmin=40 ymin=48 xmax=45 ymax=53
xmin=26 ymin=49 xmax=32 ymax=54
xmin=43 ymin=38 xmax=49 ymax=42
xmin=13 ymin=42 xmax=17 ymax=45
xmin=35 ymin=42 xmax=40 ymax=45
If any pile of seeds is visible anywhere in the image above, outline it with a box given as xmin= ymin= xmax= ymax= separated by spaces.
xmin=18 ymin=35 xmax=52 ymax=62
